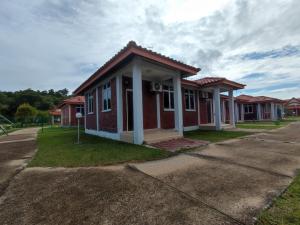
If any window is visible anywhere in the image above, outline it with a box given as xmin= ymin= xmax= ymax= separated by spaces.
xmin=76 ymin=105 xmax=84 ymax=116
xmin=244 ymin=104 xmax=253 ymax=114
xmin=163 ymin=84 xmax=174 ymax=110
xmin=102 ymin=81 xmax=111 ymax=111
xmin=87 ymin=93 xmax=94 ymax=114
xmin=185 ymin=89 xmax=195 ymax=111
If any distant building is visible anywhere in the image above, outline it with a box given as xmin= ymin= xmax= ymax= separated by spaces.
xmin=235 ymin=95 xmax=284 ymax=121
xmin=284 ymin=97 xmax=300 ymax=116
xmin=49 ymin=108 xmax=61 ymax=125
xmin=58 ymin=96 xmax=85 ymax=127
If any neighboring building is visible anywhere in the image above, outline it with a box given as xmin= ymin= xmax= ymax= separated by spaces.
xmin=49 ymin=108 xmax=61 ymax=125
xmin=74 ymin=41 xmax=245 ymax=144
xmin=59 ymin=96 xmax=85 ymax=127
xmin=235 ymin=95 xmax=284 ymax=121
xmin=284 ymin=97 xmax=300 ymax=116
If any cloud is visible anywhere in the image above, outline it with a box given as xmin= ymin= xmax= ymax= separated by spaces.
xmin=0 ymin=0 xmax=299 ymax=99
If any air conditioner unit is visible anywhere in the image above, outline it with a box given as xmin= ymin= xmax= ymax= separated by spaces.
xmin=151 ymin=82 xmax=162 ymax=92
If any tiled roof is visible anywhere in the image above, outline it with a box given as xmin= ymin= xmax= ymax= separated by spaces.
xmin=192 ymin=77 xmax=245 ymax=89
xmin=49 ymin=108 xmax=61 ymax=116
xmin=59 ymin=96 xmax=85 ymax=108
xmin=74 ymin=41 xmax=200 ymax=94
xmin=194 ymin=77 xmax=225 ymax=85
xmin=236 ymin=94 xmax=283 ymax=103
xmin=182 ymin=77 xmax=245 ymax=90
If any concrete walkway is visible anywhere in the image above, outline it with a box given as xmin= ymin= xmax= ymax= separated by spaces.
xmin=0 ymin=124 xmax=300 ymax=225
xmin=0 ymin=128 xmax=39 ymax=195
xmin=132 ymin=122 xmax=300 ymax=224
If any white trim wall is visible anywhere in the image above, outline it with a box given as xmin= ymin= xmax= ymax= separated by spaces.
xmin=85 ymin=129 xmax=121 ymax=140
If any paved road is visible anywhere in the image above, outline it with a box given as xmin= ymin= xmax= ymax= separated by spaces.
xmin=0 ymin=123 xmax=299 ymax=225
xmin=0 ymin=128 xmax=39 ymax=195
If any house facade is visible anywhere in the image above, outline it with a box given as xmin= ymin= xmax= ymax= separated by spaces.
xmin=284 ymin=98 xmax=300 ymax=116
xmin=74 ymin=41 xmax=244 ymax=144
xmin=235 ymin=95 xmax=284 ymax=121
xmin=59 ymin=96 xmax=85 ymax=127
xmin=49 ymin=108 xmax=61 ymax=125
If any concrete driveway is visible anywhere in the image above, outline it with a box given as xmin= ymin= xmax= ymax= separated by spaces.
xmin=0 ymin=123 xmax=299 ymax=225
xmin=133 ymin=122 xmax=300 ymax=224
xmin=0 ymin=128 xmax=39 ymax=195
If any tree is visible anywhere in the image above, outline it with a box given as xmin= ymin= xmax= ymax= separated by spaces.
xmin=36 ymin=110 xmax=50 ymax=132
xmin=15 ymin=103 xmax=37 ymax=126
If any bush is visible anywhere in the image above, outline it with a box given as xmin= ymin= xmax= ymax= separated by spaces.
xmin=15 ymin=103 xmax=37 ymax=126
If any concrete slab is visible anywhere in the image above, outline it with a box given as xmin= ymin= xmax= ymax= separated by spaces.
xmin=0 ymin=167 xmax=240 ymax=225
xmin=135 ymin=155 xmax=291 ymax=224
xmin=0 ymin=128 xmax=38 ymax=195
xmin=192 ymin=139 xmax=300 ymax=177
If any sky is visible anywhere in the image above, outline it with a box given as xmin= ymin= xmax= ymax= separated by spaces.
xmin=0 ymin=0 xmax=299 ymax=99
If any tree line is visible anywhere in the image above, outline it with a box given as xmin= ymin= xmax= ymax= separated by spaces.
xmin=0 ymin=88 xmax=69 ymax=122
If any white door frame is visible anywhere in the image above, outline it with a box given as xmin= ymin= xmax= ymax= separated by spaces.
xmin=126 ymin=89 xmax=133 ymax=131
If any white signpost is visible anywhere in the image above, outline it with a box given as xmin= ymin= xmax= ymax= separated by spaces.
xmin=75 ymin=112 xmax=82 ymax=144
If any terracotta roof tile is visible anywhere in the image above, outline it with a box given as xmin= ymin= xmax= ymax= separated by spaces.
xmin=236 ymin=94 xmax=283 ymax=103
xmin=74 ymin=41 xmax=200 ymax=94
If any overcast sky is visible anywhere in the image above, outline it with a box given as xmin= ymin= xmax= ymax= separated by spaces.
xmin=0 ymin=0 xmax=299 ymax=98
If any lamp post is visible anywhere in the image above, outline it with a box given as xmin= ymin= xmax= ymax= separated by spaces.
xmin=75 ymin=112 xmax=82 ymax=144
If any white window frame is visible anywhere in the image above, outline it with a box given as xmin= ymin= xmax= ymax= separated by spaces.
xmin=76 ymin=105 xmax=84 ymax=115
xmin=163 ymin=84 xmax=174 ymax=111
xmin=244 ymin=104 xmax=253 ymax=114
xmin=184 ymin=89 xmax=196 ymax=111
xmin=87 ymin=93 xmax=94 ymax=114
xmin=102 ymin=81 xmax=112 ymax=112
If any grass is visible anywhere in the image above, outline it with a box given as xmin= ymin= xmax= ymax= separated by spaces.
xmin=184 ymin=130 xmax=252 ymax=143
xmin=237 ymin=118 xmax=300 ymax=130
xmin=257 ymin=173 xmax=300 ymax=225
xmin=29 ymin=127 xmax=171 ymax=167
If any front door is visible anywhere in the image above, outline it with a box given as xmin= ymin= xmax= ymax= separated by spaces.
xmin=126 ymin=90 xmax=134 ymax=131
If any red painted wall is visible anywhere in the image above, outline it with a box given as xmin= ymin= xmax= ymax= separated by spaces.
xmin=182 ymin=87 xmax=198 ymax=127
xmin=122 ymin=77 xmax=157 ymax=131
xmin=61 ymin=104 xmax=84 ymax=126
xmin=98 ymin=78 xmax=117 ymax=132
xmin=85 ymin=90 xmax=97 ymax=130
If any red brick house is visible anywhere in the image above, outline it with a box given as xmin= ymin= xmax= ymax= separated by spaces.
xmin=59 ymin=96 xmax=85 ymax=127
xmin=235 ymin=95 xmax=284 ymax=121
xmin=284 ymin=97 xmax=300 ymax=116
xmin=49 ymin=108 xmax=61 ymax=125
xmin=74 ymin=41 xmax=244 ymax=144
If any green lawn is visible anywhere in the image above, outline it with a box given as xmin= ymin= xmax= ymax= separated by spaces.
xmin=184 ymin=130 xmax=252 ymax=142
xmin=257 ymin=173 xmax=300 ymax=225
xmin=237 ymin=119 xmax=298 ymax=130
xmin=29 ymin=127 xmax=171 ymax=167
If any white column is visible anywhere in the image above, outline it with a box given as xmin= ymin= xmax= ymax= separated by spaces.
xmin=96 ymin=87 xmax=99 ymax=131
xmin=84 ymin=94 xmax=87 ymax=130
xmin=68 ymin=105 xmax=71 ymax=126
xmin=257 ymin=103 xmax=262 ymax=121
xmin=222 ymin=100 xmax=226 ymax=123
xmin=271 ymin=103 xmax=276 ymax=121
xmin=213 ymin=87 xmax=221 ymax=130
xmin=241 ymin=103 xmax=245 ymax=122
xmin=197 ymin=91 xmax=200 ymax=125
xmin=173 ymin=74 xmax=183 ymax=135
xmin=229 ymin=90 xmax=235 ymax=127
xmin=132 ymin=60 xmax=144 ymax=144
xmin=234 ymin=102 xmax=238 ymax=122
xmin=156 ymin=93 xmax=161 ymax=129
xmin=116 ymin=75 xmax=123 ymax=133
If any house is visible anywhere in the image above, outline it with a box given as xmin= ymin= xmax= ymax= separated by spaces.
xmin=49 ymin=108 xmax=61 ymax=125
xmin=284 ymin=97 xmax=300 ymax=116
xmin=235 ymin=94 xmax=284 ymax=121
xmin=59 ymin=96 xmax=85 ymax=127
xmin=74 ymin=41 xmax=245 ymax=144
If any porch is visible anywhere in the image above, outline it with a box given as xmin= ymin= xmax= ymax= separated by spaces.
xmin=120 ymin=128 xmax=182 ymax=144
